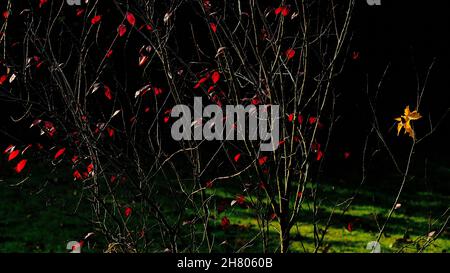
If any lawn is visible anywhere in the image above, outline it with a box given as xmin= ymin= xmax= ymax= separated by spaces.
xmin=1 ymin=166 xmax=448 ymax=253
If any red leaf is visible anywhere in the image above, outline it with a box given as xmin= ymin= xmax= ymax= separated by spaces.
xmin=118 ymin=24 xmax=127 ymax=37
xmin=14 ymin=159 xmax=27 ymax=173
xmin=73 ymin=170 xmax=82 ymax=181
xmin=308 ymin=117 xmax=317 ymax=125
xmin=258 ymin=156 xmax=268 ymax=166
xmin=298 ymin=114 xmax=304 ymax=125
xmin=220 ymin=217 xmax=230 ymax=228
xmin=105 ymin=49 xmax=113 ymax=58
xmin=71 ymin=155 xmax=79 ymax=164
xmin=251 ymin=96 xmax=261 ymax=105
xmin=106 ymin=127 xmax=115 ymax=138
xmin=54 ymin=148 xmax=66 ymax=159
xmin=235 ymin=194 xmax=245 ymax=205
xmin=270 ymin=213 xmax=277 ymax=220
xmin=76 ymin=8 xmax=85 ymax=17
xmin=87 ymin=163 xmax=94 ymax=174
xmin=211 ymin=71 xmax=220 ymax=84
xmin=316 ymin=150 xmax=324 ymax=161
xmin=124 ymin=207 xmax=132 ymax=217
xmin=344 ymin=152 xmax=351 ymax=159
xmin=2 ymin=11 xmax=9 ymax=19
xmin=194 ymin=77 xmax=208 ymax=89
xmin=210 ymin=22 xmax=217 ymax=33
xmin=163 ymin=116 xmax=170 ymax=123
xmin=347 ymin=222 xmax=353 ymax=232
xmin=233 ymin=153 xmax=241 ymax=162
xmin=288 ymin=113 xmax=295 ymax=122
xmin=43 ymin=121 xmax=56 ymax=137
xmin=0 ymin=75 xmax=7 ymax=85
xmin=258 ymin=181 xmax=266 ymax=190
xmin=126 ymin=12 xmax=136 ymax=26
xmin=352 ymin=51 xmax=360 ymax=60
xmin=91 ymin=15 xmax=102 ymax=25
xmin=275 ymin=6 xmax=289 ymax=17
xmin=3 ymin=144 xmax=14 ymax=154
xmin=110 ymin=175 xmax=117 ymax=183
xmin=39 ymin=0 xmax=48 ymax=8
xmin=285 ymin=48 xmax=296 ymax=60
xmin=206 ymin=180 xmax=213 ymax=188
xmin=154 ymin=87 xmax=163 ymax=96
xmin=8 ymin=150 xmax=20 ymax=161
xmin=104 ymin=85 xmax=112 ymax=100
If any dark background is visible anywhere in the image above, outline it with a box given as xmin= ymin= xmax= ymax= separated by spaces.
xmin=1 ymin=0 xmax=449 ymax=173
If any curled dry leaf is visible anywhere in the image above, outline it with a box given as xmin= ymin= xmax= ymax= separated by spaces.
xmin=9 ymin=73 xmax=17 ymax=83
xmin=215 ymin=47 xmax=226 ymax=58
xmin=111 ymin=109 xmax=121 ymax=118
xmin=4 ymin=145 xmax=15 ymax=154
xmin=164 ymin=12 xmax=172 ymax=24
xmin=135 ymin=84 xmax=152 ymax=98
xmin=395 ymin=105 xmax=422 ymax=139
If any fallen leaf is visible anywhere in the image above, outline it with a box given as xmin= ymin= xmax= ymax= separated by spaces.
xmin=220 ymin=217 xmax=230 ymax=228
xmin=124 ymin=207 xmax=132 ymax=217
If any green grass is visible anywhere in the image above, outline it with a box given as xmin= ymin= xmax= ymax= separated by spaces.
xmin=0 ymin=168 xmax=97 ymax=253
xmin=0 ymin=169 xmax=449 ymax=253
xmin=202 ymin=181 xmax=450 ymax=253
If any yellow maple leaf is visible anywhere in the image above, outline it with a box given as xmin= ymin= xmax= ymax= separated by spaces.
xmin=395 ymin=105 xmax=422 ymax=139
